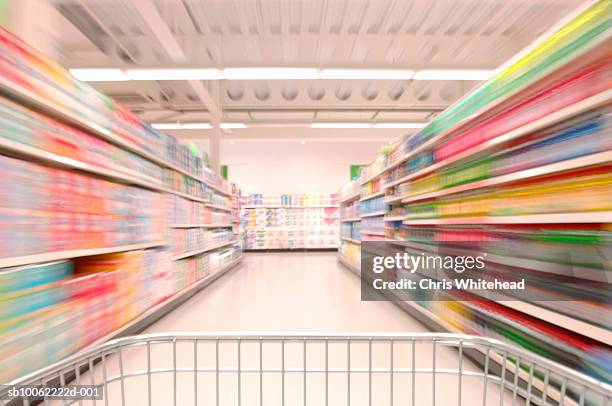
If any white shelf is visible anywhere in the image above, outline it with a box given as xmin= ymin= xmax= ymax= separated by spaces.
xmin=0 ymin=76 xmax=233 ymax=197
xmin=386 ymin=90 xmax=612 ymax=190
xmin=384 ymin=215 xmax=407 ymax=221
xmin=341 ymin=217 xmax=361 ymax=222
xmin=361 ymin=230 xmax=386 ymax=236
xmin=172 ymin=240 xmax=237 ymax=261
xmin=0 ymin=241 xmax=166 ymax=268
xmin=340 ymin=192 xmax=360 ymax=204
xmin=361 ymin=211 xmax=386 ymax=218
xmin=359 ymin=170 xmax=385 ymax=185
xmin=359 ymin=190 xmax=385 ymax=202
xmin=242 ymin=205 xmax=339 ymax=209
xmin=401 ymin=150 xmax=612 ymax=204
xmin=206 ymin=204 xmax=232 ymax=212
xmin=384 ymin=194 xmax=404 ymax=204
xmin=341 ymin=237 xmax=361 ymax=244
xmin=169 ymin=223 xmax=233 ymax=228
xmin=495 ymin=301 xmax=612 ymax=346
xmin=403 ymin=212 xmax=612 ymax=225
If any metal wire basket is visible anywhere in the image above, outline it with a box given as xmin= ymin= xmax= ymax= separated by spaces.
xmin=3 ymin=332 xmax=611 ymax=406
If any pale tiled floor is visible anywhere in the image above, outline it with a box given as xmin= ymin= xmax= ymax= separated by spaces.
xmin=50 ymin=252 xmax=522 ymax=405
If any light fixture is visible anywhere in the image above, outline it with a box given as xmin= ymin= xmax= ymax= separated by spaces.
xmin=373 ymin=123 xmax=427 ymax=129
xmin=300 ymin=141 xmax=306 ymax=144
xmin=222 ymin=68 xmax=318 ymax=80
xmin=69 ymin=69 xmax=129 ymax=82
xmin=220 ymin=122 xmax=247 ymax=129
xmin=151 ymin=122 xmax=212 ymax=130
xmin=230 ymin=141 xmax=236 ymax=145
xmin=69 ymin=67 xmax=498 ymax=82
xmin=319 ymin=69 xmax=413 ymax=80
xmin=126 ymin=69 xmax=223 ymax=80
xmin=413 ymin=70 xmax=496 ymax=81
xmin=310 ymin=123 xmax=373 ymax=129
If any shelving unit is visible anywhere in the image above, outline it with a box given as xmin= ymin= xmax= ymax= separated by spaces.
xmin=241 ymin=194 xmax=340 ymax=250
xmin=337 ymin=0 xmax=612 ymax=392
xmin=0 ymin=242 xmax=167 ymax=269
xmin=171 ymin=240 xmax=238 ymax=261
xmin=338 ymin=181 xmax=362 ymax=269
xmin=0 ymin=28 xmax=243 ymax=384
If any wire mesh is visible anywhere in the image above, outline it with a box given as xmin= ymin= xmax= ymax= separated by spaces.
xmin=2 ymin=333 xmax=610 ymax=406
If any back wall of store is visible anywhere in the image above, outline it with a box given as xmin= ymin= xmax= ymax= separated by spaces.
xmin=190 ymin=140 xmax=383 ymax=195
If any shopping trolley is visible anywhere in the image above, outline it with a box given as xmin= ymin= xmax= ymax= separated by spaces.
xmin=2 ymin=333 xmax=611 ymax=406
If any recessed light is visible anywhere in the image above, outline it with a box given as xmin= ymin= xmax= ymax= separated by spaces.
xmin=220 ymin=122 xmax=247 ymax=129
xmin=373 ymin=123 xmax=427 ymax=129
xmin=300 ymin=141 xmax=306 ymax=144
xmin=126 ymin=69 xmax=223 ymax=80
xmin=413 ymin=70 xmax=496 ymax=81
xmin=230 ymin=141 xmax=236 ymax=145
xmin=310 ymin=122 xmax=372 ymax=129
xmin=319 ymin=69 xmax=413 ymax=80
xmin=69 ymin=69 xmax=129 ymax=82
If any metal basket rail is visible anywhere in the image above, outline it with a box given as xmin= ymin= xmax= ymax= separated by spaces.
xmin=3 ymin=332 xmax=611 ymax=406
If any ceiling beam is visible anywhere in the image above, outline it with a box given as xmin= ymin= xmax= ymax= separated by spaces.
xmin=126 ymin=0 xmax=222 ymax=124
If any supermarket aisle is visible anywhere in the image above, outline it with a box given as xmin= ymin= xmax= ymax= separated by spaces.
xmin=145 ymin=252 xmax=428 ymax=333
xmin=62 ymin=252 xmax=520 ymax=406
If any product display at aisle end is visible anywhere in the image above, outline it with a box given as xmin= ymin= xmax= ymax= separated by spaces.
xmin=0 ymin=27 xmax=243 ymax=383
xmin=241 ymin=193 xmax=339 ymax=250
xmin=338 ymin=1 xmax=612 ymax=402
xmin=338 ymin=181 xmax=362 ymax=270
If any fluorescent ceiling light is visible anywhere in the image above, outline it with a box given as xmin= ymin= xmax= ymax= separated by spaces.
xmin=69 ymin=69 xmax=128 ymax=82
xmin=310 ymin=123 xmax=373 ymax=129
xmin=151 ymin=123 xmax=212 ymax=130
xmin=319 ymin=69 xmax=413 ymax=80
xmin=222 ymin=68 xmax=318 ymax=80
xmin=220 ymin=122 xmax=247 ymax=129
xmin=126 ymin=69 xmax=222 ymax=80
xmin=413 ymin=70 xmax=496 ymax=81
xmin=373 ymin=122 xmax=427 ymax=129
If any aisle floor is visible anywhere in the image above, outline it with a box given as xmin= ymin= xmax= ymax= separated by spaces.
xmin=146 ymin=252 xmax=429 ymax=333
xmin=58 ymin=253 xmax=522 ymax=406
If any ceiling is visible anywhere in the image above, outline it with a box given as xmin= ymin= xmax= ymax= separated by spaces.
xmin=47 ymin=0 xmax=580 ymax=140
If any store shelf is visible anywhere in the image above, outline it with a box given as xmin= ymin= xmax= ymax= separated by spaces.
xmin=359 ymin=190 xmax=385 ymax=202
xmin=242 ymin=205 xmax=339 ymax=209
xmin=384 ymin=215 xmax=407 ymax=222
xmin=340 ymin=237 xmax=361 ymax=244
xmin=337 ymin=254 xmax=360 ymax=275
xmin=384 ymin=194 xmax=404 ymax=204
xmin=169 ymin=223 xmax=233 ymax=228
xmin=172 ymin=240 xmax=237 ymax=261
xmin=496 ymin=301 xmax=612 ymax=346
xmin=0 ymin=241 xmax=166 ymax=269
xmin=340 ymin=192 xmax=360 ymax=204
xmin=387 ymin=90 xmax=612 ymax=189
xmin=403 ymin=212 xmax=612 ymax=225
xmin=0 ymin=136 xmax=165 ymax=192
xmin=361 ymin=211 xmax=387 ymax=218
xmin=401 ymin=150 xmax=612 ymax=204
xmin=361 ymin=230 xmax=386 ymax=236
xmin=0 ymin=76 xmax=233 ymax=197
xmin=0 ymin=134 xmax=236 ymax=208
xmin=206 ymin=204 xmax=232 ymax=212
xmin=359 ymin=170 xmax=385 ymax=185
xmin=76 ymin=256 xmax=243 ymax=354
xmin=341 ymin=217 xmax=361 ymax=222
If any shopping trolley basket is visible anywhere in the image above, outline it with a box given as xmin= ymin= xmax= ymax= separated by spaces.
xmin=3 ymin=332 xmax=611 ymax=406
